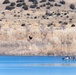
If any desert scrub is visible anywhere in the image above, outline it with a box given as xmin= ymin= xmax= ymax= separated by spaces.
xmin=5 ymin=6 xmax=15 ymax=10
xmin=59 ymin=0 xmax=65 ymax=4
xmin=30 ymin=4 xmax=37 ymax=8
xmin=3 ymin=0 xmax=10 ymax=4
xmin=48 ymin=0 xmax=55 ymax=2
xmin=16 ymin=3 xmax=23 ymax=7
xmin=70 ymin=4 xmax=75 ymax=9
xmin=40 ymin=0 xmax=46 ymax=3
xmin=16 ymin=0 xmax=24 ymax=3
xmin=10 ymin=2 xmax=16 ymax=6
xmin=71 ymin=24 xmax=75 ymax=27
xmin=22 ymin=5 xmax=28 ymax=10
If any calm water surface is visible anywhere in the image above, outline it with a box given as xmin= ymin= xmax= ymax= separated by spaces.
xmin=0 ymin=56 xmax=76 ymax=75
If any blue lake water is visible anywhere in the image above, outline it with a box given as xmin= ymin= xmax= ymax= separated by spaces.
xmin=0 ymin=56 xmax=76 ymax=75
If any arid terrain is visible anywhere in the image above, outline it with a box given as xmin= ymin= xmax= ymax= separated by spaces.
xmin=0 ymin=0 xmax=76 ymax=56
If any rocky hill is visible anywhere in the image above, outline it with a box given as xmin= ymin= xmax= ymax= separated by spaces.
xmin=0 ymin=0 xmax=76 ymax=56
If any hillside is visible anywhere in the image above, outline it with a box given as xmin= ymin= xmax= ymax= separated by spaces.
xmin=0 ymin=0 xmax=76 ymax=56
